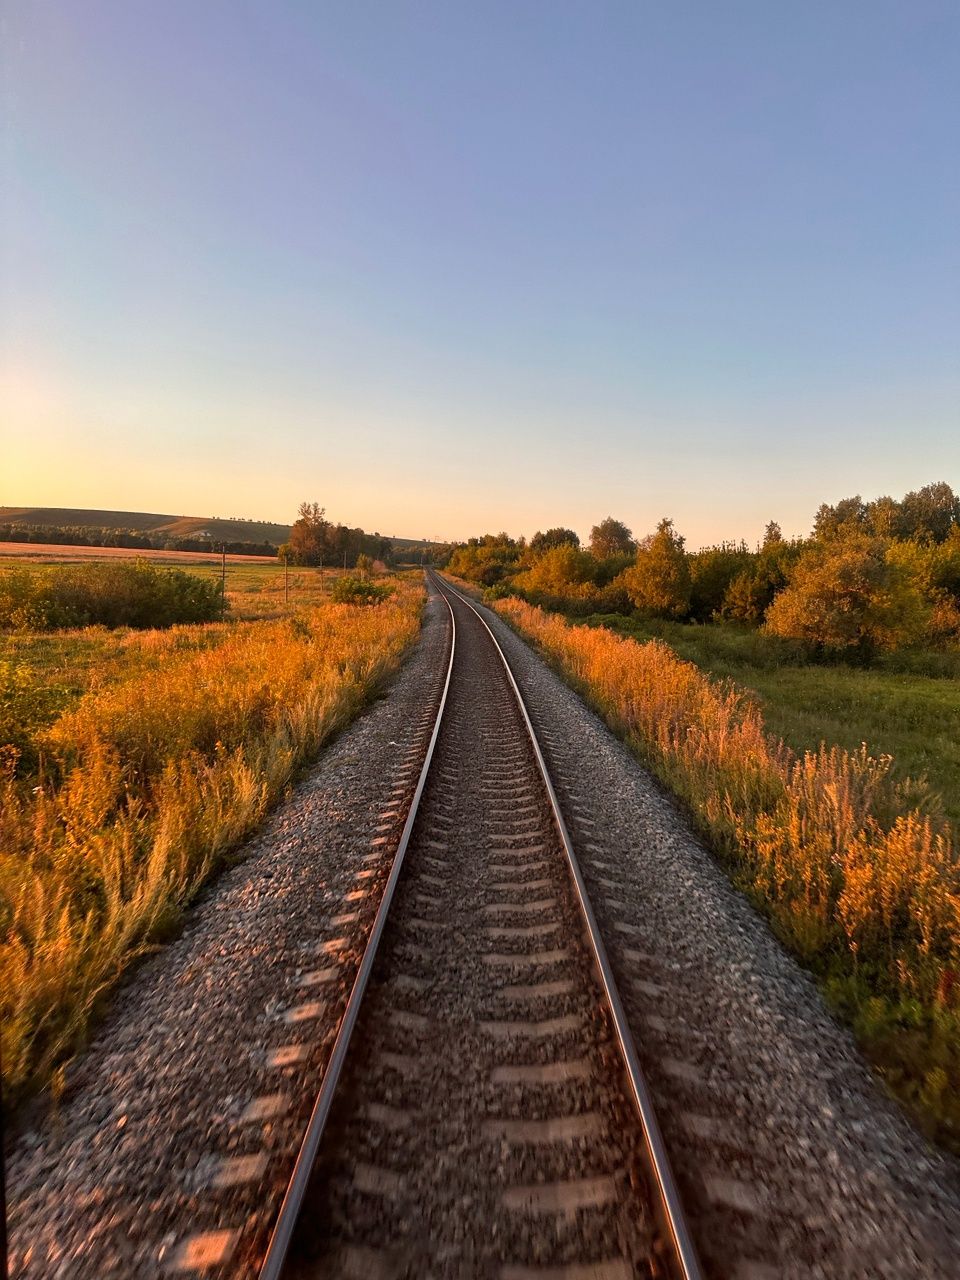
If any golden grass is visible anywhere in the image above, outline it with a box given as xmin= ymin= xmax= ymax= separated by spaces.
xmin=495 ymin=597 xmax=960 ymax=1142
xmin=0 ymin=585 xmax=423 ymax=1102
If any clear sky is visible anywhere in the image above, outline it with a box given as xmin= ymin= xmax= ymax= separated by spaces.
xmin=2 ymin=1 xmax=958 ymax=546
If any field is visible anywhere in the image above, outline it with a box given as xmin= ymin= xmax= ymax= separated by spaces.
xmin=0 ymin=507 xmax=437 ymax=550
xmin=495 ymin=596 xmax=960 ymax=1148
xmin=0 ymin=506 xmax=292 ymax=545
xmin=0 ymin=540 xmax=276 ymax=565
xmin=583 ymin=615 xmax=960 ymax=826
xmin=0 ymin=553 xmax=424 ymax=1105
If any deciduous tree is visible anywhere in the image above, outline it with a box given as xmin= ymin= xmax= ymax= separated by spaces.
xmin=589 ymin=516 xmax=635 ymax=559
xmin=620 ymin=519 xmax=691 ymax=618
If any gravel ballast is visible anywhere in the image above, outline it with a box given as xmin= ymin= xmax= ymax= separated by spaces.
xmin=285 ymin=581 xmax=657 ymax=1279
xmin=6 ymin=586 xmax=450 ymax=1280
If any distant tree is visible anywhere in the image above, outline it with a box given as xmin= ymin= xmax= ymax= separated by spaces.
xmin=720 ymin=536 xmax=806 ymax=626
xmin=764 ymin=532 xmax=929 ymax=656
xmin=519 ymin=544 xmax=596 ymax=597
xmin=762 ymin=521 xmax=783 ymax=547
xmin=289 ymin=502 xmax=328 ymax=565
xmin=530 ymin=527 xmax=580 ymax=555
xmin=863 ymin=495 xmax=903 ymax=540
xmin=899 ymin=482 xmax=960 ymax=544
xmin=813 ymin=495 xmax=866 ymax=540
xmin=447 ymin=532 xmax=523 ymax=585
xmin=620 ymin=519 xmax=691 ymax=618
xmin=589 ymin=516 xmax=635 ymax=558
xmin=720 ymin=570 xmax=770 ymax=626
xmin=687 ymin=542 xmax=753 ymax=622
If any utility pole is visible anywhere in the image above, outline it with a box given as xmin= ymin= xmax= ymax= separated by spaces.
xmin=283 ymin=553 xmax=289 ymax=606
xmin=220 ymin=545 xmax=227 ymax=618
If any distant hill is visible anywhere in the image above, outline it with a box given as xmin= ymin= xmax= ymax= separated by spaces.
xmin=0 ymin=507 xmax=433 ymax=550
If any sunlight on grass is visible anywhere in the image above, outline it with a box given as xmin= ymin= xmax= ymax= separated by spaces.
xmin=0 ymin=579 xmax=423 ymax=1104
xmin=497 ymin=597 xmax=960 ymax=1148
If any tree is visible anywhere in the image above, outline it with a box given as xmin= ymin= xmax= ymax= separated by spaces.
xmin=762 ymin=521 xmax=783 ymax=548
xmin=720 ymin=536 xmax=806 ymax=626
xmin=764 ymin=532 xmax=929 ymax=656
xmin=620 ymin=518 xmax=691 ymax=618
xmin=688 ymin=542 xmax=753 ymax=622
xmin=530 ymin=527 xmax=580 ymax=555
xmin=589 ymin=516 xmax=635 ymax=559
xmin=288 ymin=502 xmax=328 ymax=565
xmin=813 ymin=496 xmax=866 ymax=540
xmin=447 ymin=532 xmax=523 ymax=585
xmin=899 ymin=482 xmax=960 ymax=544
xmin=864 ymin=495 xmax=903 ymax=540
xmin=519 ymin=543 xmax=596 ymax=597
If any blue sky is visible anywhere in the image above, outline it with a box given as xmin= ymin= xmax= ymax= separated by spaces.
xmin=3 ymin=1 xmax=958 ymax=545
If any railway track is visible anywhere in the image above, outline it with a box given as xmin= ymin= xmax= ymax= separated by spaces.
xmin=257 ymin=573 xmax=701 ymax=1280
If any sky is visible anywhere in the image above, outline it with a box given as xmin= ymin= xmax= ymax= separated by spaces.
xmin=2 ymin=1 xmax=958 ymax=547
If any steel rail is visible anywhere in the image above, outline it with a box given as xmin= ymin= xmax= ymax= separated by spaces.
xmin=258 ymin=582 xmax=457 ymax=1280
xmin=434 ymin=572 xmax=704 ymax=1280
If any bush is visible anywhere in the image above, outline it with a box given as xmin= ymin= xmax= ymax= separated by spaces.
xmin=0 ymin=562 xmax=224 ymax=631
xmin=764 ymin=534 xmax=929 ymax=657
xmin=329 ymin=575 xmax=391 ymax=605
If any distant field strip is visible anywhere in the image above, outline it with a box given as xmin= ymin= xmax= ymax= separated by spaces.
xmin=0 ymin=585 xmax=423 ymax=1103
xmin=494 ymin=596 xmax=960 ymax=1147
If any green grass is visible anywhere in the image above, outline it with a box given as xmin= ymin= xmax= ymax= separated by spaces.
xmin=582 ymin=614 xmax=960 ymax=825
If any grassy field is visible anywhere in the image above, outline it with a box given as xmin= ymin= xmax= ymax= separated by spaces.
xmin=0 ymin=504 xmax=292 ymax=544
xmin=0 ymin=559 xmax=344 ymax=773
xmin=0 ymin=556 xmax=424 ymax=1106
xmin=583 ymin=614 xmax=960 ymax=827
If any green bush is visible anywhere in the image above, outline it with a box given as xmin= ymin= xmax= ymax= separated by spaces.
xmin=0 ymin=562 xmax=224 ymax=631
xmin=329 ymin=576 xmax=391 ymax=605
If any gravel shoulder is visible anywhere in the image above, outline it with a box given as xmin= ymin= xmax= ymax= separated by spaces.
xmin=6 ymin=586 xmax=449 ymax=1280
xmin=468 ymin=590 xmax=960 ymax=1280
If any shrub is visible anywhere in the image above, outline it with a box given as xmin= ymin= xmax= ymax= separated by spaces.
xmin=329 ymin=575 xmax=391 ymax=605
xmin=0 ymin=562 xmax=223 ymax=631
xmin=764 ymin=534 xmax=929 ymax=657
xmin=514 ymin=544 xmax=597 ymax=598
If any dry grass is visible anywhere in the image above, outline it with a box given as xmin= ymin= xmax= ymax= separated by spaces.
xmin=0 ymin=585 xmax=423 ymax=1103
xmin=495 ymin=596 xmax=960 ymax=1145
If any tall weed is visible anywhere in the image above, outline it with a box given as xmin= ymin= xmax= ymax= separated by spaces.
xmin=0 ymin=588 xmax=422 ymax=1102
xmin=496 ymin=597 xmax=960 ymax=1145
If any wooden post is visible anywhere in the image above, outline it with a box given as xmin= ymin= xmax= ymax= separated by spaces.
xmin=220 ymin=545 xmax=227 ymax=617
xmin=284 ymin=555 xmax=289 ymax=606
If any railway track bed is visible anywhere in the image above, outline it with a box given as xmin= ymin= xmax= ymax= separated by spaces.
xmin=276 ymin=574 xmax=673 ymax=1278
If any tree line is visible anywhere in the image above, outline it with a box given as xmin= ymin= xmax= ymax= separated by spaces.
xmin=444 ymin=482 xmax=960 ymax=659
xmin=0 ymin=523 xmax=277 ymax=557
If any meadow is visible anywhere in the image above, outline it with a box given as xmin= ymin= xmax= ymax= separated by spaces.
xmin=494 ymin=596 xmax=960 ymax=1148
xmin=583 ymin=614 xmax=960 ymax=826
xmin=0 ymin=553 xmax=423 ymax=1105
